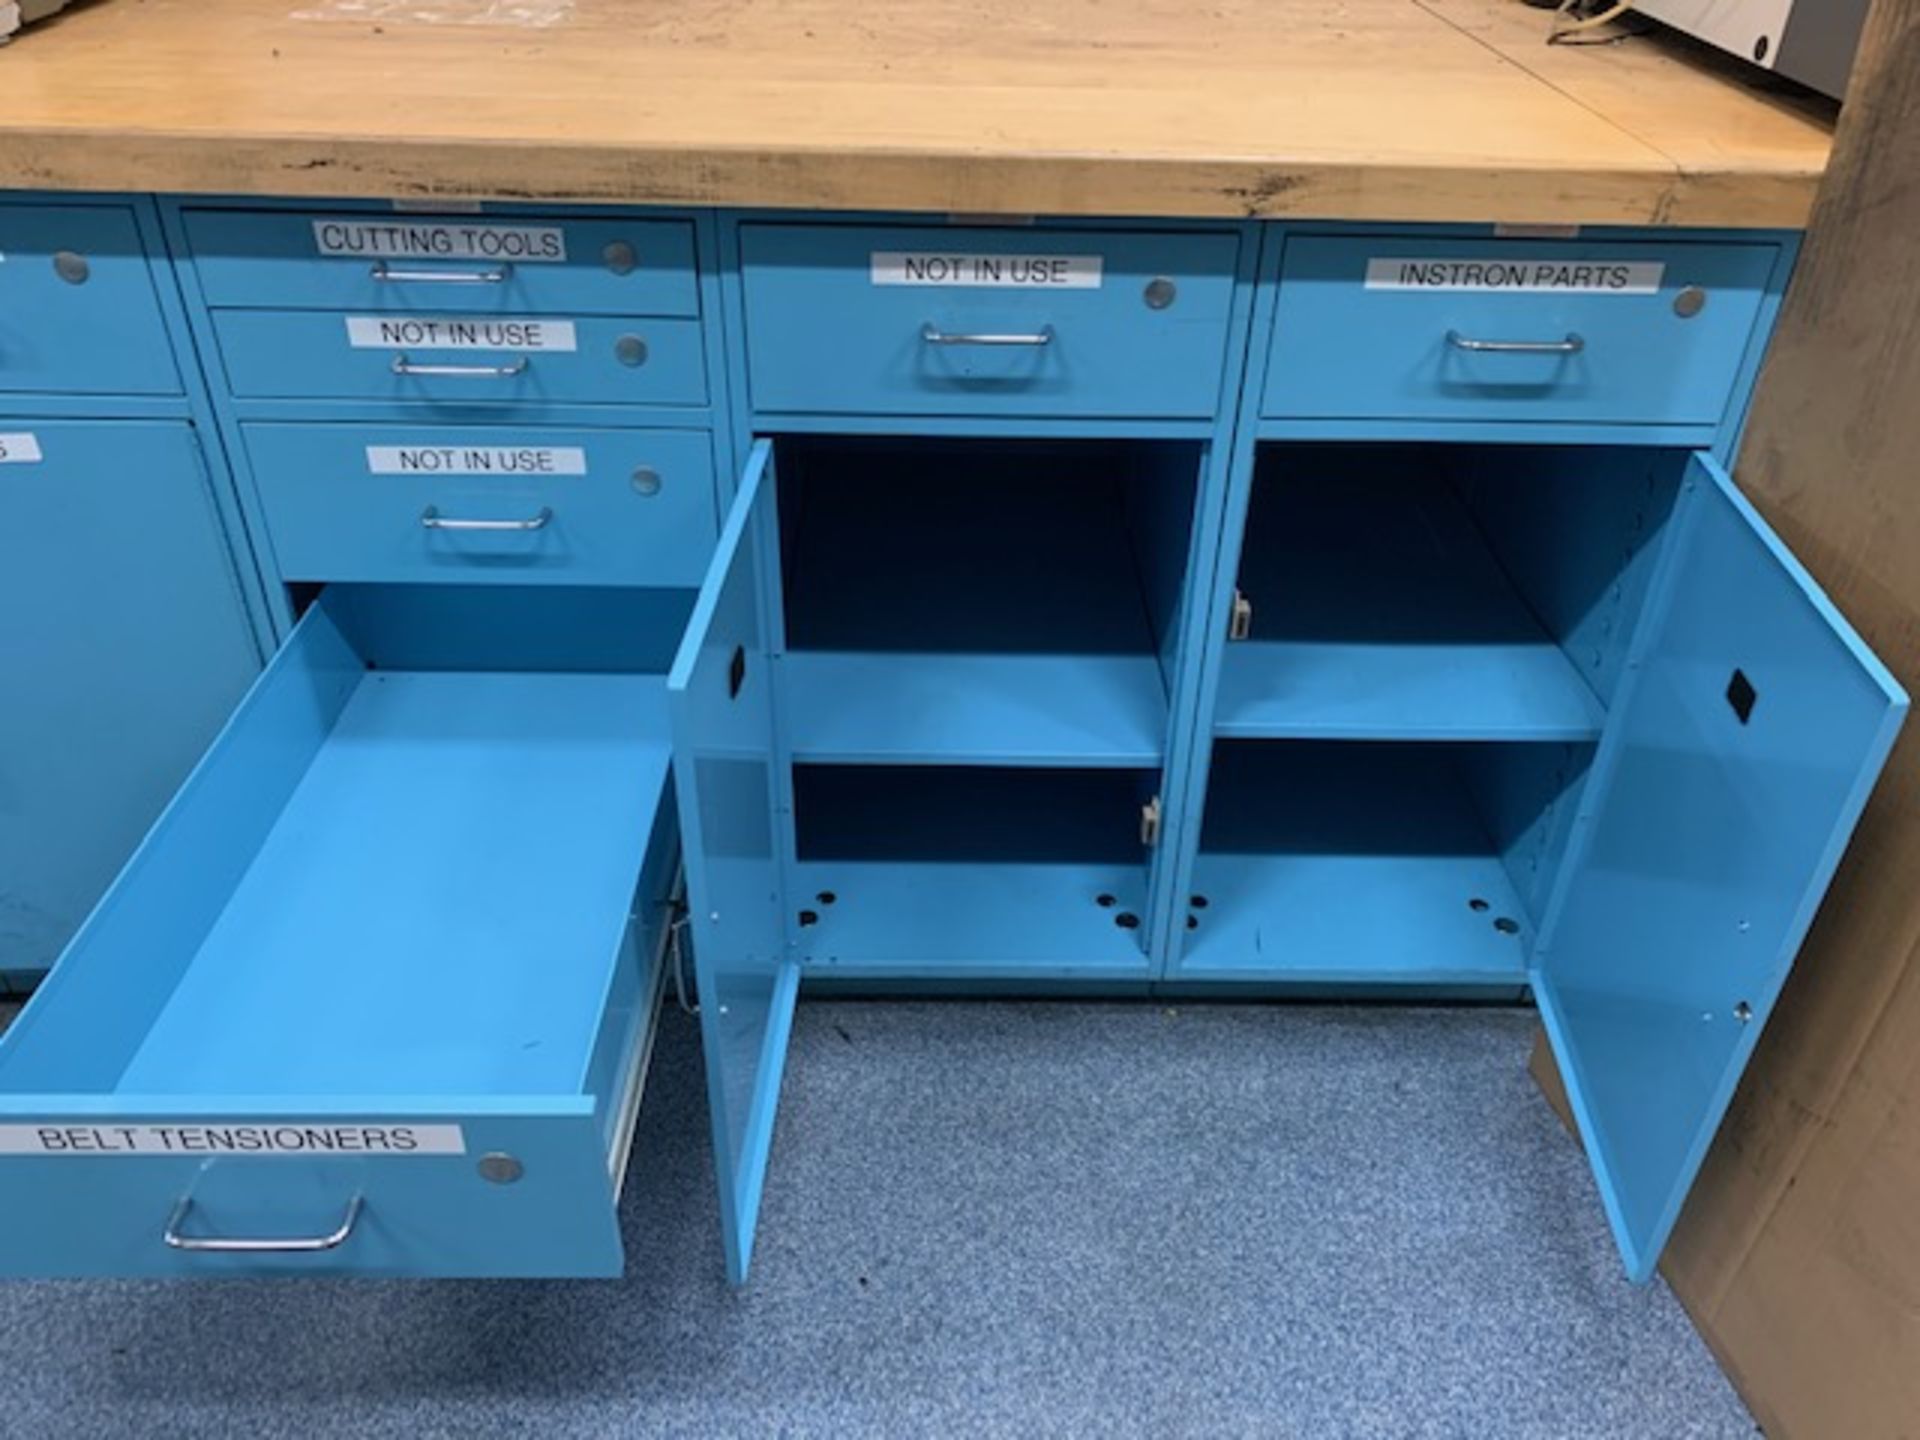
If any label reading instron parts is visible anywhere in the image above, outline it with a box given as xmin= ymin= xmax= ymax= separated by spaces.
xmin=345 ymin=316 xmax=578 ymax=352
xmin=0 ymin=1123 xmax=467 ymax=1156
xmin=1364 ymin=257 xmax=1665 ymax=294
xmin=0 ymin=433 xmax=43 ymax=464
xmin=313 ymin=218 xmax=565 ymax=262
xmin=367 ymin=445 xmax=588 ymax=476
xmin=871 ymin=251 xmax=1103 ymax=289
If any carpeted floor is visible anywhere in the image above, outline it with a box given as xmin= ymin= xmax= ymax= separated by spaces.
xmin=0 ymin=999 xmax=1753 ymax=1437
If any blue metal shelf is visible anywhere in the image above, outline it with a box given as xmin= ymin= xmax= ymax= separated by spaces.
xmin=1217 ymin=456 xmax=1605 ymax=743
xmin=791 ymin=763 xmax=1156 ymax=973
xmin=1176 ymin=741 xmax=1550 ymax=982
xmin=792 ymin=860 xmax=1154 ymax=976
xmin=778 ymin=435 xmax=1195 ymax=767
xmin=785 ymin=651 xmax=1167 ymax=766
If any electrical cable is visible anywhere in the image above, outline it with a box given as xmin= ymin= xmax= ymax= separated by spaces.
xmin=1548 ymin=0 xmax=1640 ymax=46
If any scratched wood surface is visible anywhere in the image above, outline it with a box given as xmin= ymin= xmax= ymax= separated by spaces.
xmin=0 ymin=0 xmax=1834 ymax=224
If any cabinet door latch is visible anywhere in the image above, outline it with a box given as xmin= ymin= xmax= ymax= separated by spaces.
xmin=1228 ymin=588 xmax=1253 ymax=641
xmin=1140 ymin=795 xmax=1163 ymax=848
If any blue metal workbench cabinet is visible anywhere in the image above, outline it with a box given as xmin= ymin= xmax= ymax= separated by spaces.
xmin=0 ymin=198 xmax=1902 ymax=1293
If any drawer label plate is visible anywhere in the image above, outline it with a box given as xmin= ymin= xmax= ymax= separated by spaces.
xmin=871 ymin=251 xmax=1103 ymax=289
xmin=345 ymin=316 xmax=579 ymax=352
xmin=0 ymin=1123 xmax=468 ymax=1156
xmin=0 ymin=433 xmax=43 ymax=464
xmin=1364 ymin=258 xmax=1666 ymax=294
xmin=366 ymin=445 xmax=589 ymax=476
xmin=313 ymin=219 xmax=566 ymax=262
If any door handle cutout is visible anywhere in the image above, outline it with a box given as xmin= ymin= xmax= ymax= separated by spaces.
xmin=1726 ymin=668 xmax=1758 ymax=725
xmin=728 ymin=645 xmax=747 ymax=699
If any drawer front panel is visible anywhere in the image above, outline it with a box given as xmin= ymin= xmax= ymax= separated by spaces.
xmin=244 ymin=422 xmax=718 ymax=585
xmin=212 ymin=311 xmax=708 ymax=407
xmin=184 ymin=209 xmax=699 ymax=317
xmin=1263 ymin=236 xmax=1778 ymax=426
xmin=741 ymin=224 xmax=1239 ymax=417
xmin=0 ymin=205 xmax=180 ymax=395
xmin=0 ymin=1112 xmax=626 ymax=1278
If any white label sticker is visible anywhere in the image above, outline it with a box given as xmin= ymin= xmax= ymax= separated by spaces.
xmin=1364 ymin=258 xmax=1665 ymax=294
xmin=345 ymin=316 xmax=578 ymax=352
xmin=367 ymin=444 xmax=588 ymax=476
xmin=0 ymin=433 xmax=43 ymax=464
xmin=871 ymin=251 xmax=1103 ymax=289
xmin=0 ymin=1123 xmax=467 ymax=1156
xmin=313 ymin=218 xmax=565 ymax=262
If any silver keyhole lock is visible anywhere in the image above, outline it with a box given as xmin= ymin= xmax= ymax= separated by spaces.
xmin=52 ymin=251 xmax=90 ymax=285
xmin=614 ymin=334 xmax=649 ymax=367
xmin=1144 ymin=277 xmax=1177 ymax=310
xmin=1673 ymin=285 xmax=1707 ymax=319
xmin=631 ymin=466 xmax=662 ymax=497
xmin=477 ymin=1152 xmax=524 ymax=1185
xmin=603 ymin=240 xmax=638 ymax=276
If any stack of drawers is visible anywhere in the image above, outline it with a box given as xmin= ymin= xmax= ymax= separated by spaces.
xmin=177 ymin=207 xmax=725 ymax=593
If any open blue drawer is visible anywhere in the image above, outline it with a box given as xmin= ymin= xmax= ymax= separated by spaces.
xmin=0 ymin=588 xmax=678 ymax=1276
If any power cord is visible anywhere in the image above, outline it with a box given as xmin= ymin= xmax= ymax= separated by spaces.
xmin=1547 ymin=0 xmax=1642 ymax=46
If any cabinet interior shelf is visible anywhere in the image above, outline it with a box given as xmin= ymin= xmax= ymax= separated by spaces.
xmin=1217 ymin=457 xmax=1609 ymax=743
xmin=1181 ymin=741 xmax=1590 ymax=984
xmin=779 ymin=436 xmax=1196 ymax=767
xmin=791 ymin=765 xmax=1155 ymax=975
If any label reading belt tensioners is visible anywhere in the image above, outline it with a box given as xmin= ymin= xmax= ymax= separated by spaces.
xmin=0 ymin=1123 xmax=468 ymax=1156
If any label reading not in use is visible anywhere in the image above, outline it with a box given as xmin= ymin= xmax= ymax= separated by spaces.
xmin=0 ymin=1123 xmax=467 ymax=1155
xmin=367 ymin=445 xmax=588 ymax=476
xmin=0 ymin=433 xmax=43 ymax=464
xmin=1364 ymin=258 xmax=1666 ymax=294
xmin=871 ymin=252 xmax=1103 ymax=289
xmin=345 ymin=316 xmax=578 ymax=352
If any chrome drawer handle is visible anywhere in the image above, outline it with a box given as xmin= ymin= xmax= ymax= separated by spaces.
xmin=390 ymin=354 xmax=530 ymax=378
xmin=369 ymin=261 xmax=513 ymax=284
xmin=421 ymin=505 xmax=553 ymax=532
xmin=920 ymin=323 xmax=1055 ymax=348
xmin=1445 ymin=330 xmax=1585 ymax=355
xmin=164 ymin=1194 xmax=362 ymax=1254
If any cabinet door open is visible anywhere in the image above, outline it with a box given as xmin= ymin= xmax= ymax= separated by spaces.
xmin=1532 ymin=453 xmax=1906 ymax=1282
xmin=669 ymin=438 xmax=796 ymax=1285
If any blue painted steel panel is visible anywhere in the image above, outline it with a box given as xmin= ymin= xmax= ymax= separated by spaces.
xmin=0 ymin=591 xmax=676 ymax=1276
xmin=210 ymin=310 xmax=709 ymax=407
xmin=1217 ymin=458 xmax=1608 ymax=742
xmin=0 ymin=203 xmax=181 ymax=396
xmin=669 ymin=439 xmax=797 ymax=1284
xmin=784 ymin=651 xmax=1168 ymax=766
xmin=0 ymin=421 xmax=260 ymax=977
xmin=775 ymin=436 xmax=1199 ymax=769
xmin=1264 ymin=235 xmax=1777 ymax=427
xmin=1180 ymin=742 xmax=1541 ymax=983
xmin=241 ymin=421 xmax=718 ymax=586
xmin=740 ymin=224 xmax=1239 ymax=417
xmin=1532 ymin=454 xmax=1907 ymax=1282
xmin=182 ymin=209 xmax=700 ymax=316
xmin=792 ymin=764 xmax=1158 ymax=978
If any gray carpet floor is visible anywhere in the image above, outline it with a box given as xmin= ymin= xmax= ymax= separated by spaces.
xmin=0 ymin=999 xmax=1754 ymax=1438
